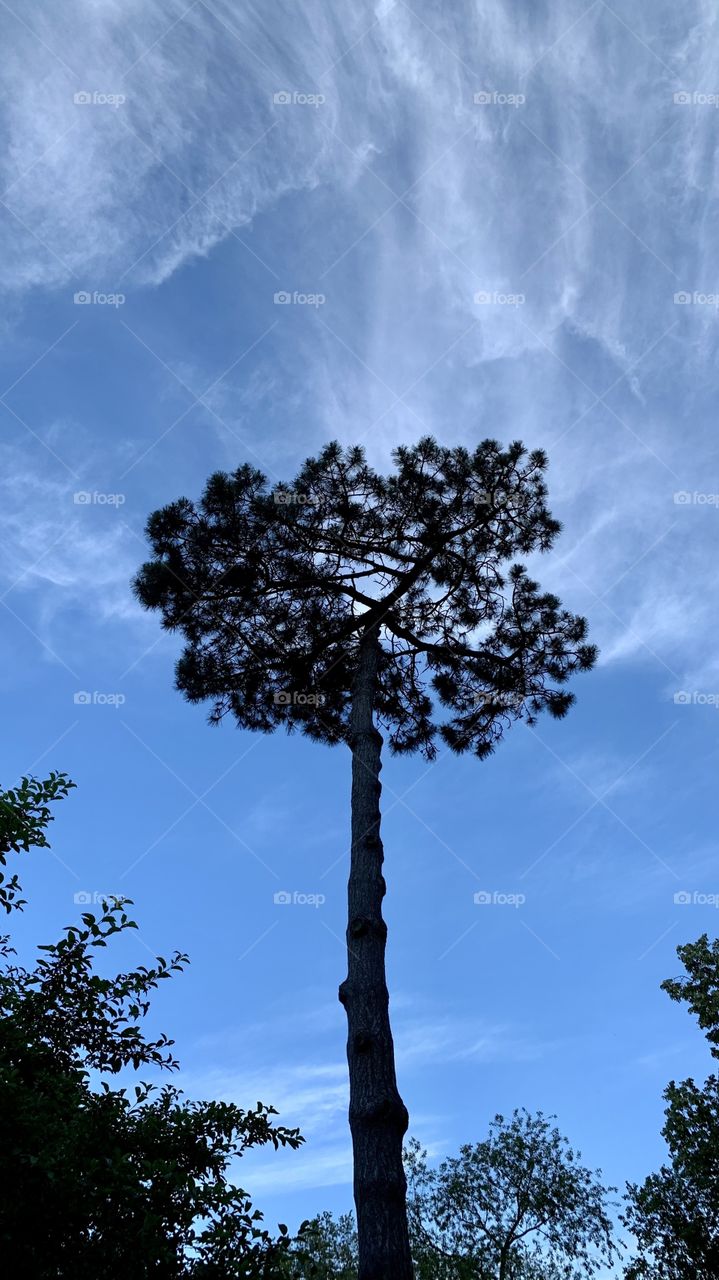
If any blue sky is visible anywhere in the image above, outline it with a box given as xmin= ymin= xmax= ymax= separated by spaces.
xmin=2 ymin=0 xmax=719 ymax=1253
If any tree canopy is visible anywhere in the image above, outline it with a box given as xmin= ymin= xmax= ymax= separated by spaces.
xmin=624 ymin=934 xmax=719 ymax=1279
xmin=405 ymin=1111 xmax=617 ymax=1280
xmin=282 ymin=1112 xmax=617 ymax=1280
xmin=0 ymin=774 xmax=302 ymax=1278
xmin=134 ymin=437 xmax=595 ymax=759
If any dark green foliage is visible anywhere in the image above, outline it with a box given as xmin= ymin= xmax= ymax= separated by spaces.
xmin=662 ymin=935 xmax=719 ymax=1058
xmin=285 ymin=1113 xmax=617 ymax=1280
xmin=281 ymin=1212 xmax=358 ymax=1278
xmin=133 ymin=438 xmax=595 ymax=760
xmin=405 ymin=1113 xmax=617 ymax=1280
xmin=624 ymin=935 xmax=719 ymax=1279
xmin=0 ymin=776 xmax=302 ymax=1278
xmin=0 ymin=771 xmax=75 ymax=912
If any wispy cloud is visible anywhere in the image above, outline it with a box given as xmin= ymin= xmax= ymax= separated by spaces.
xmin=2 ymin=1 xmax=718 ymax=692
xmin=180 ymin=997 xmax=549 ymax=1193
xmin=0 ymin=446 xmax=143 ymax=660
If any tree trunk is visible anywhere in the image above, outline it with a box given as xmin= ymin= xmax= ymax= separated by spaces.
xmin=339 ymin=624 xmax=414 ymax=1280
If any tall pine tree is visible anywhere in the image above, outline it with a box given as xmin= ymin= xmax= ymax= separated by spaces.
xmin=134 ymin=437 xmax=595 ymax=1280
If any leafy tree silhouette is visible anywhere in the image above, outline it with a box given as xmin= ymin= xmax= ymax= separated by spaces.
xmin=134 ymin=437 xmax=595 ymax=1280
xmin=283 ymin=1112 xmax=618 ymax=1279
xmin=0 ymin=775 xmax=303 ymax=1276
xmin=624 ymin=935 xmax=719 ymax=1278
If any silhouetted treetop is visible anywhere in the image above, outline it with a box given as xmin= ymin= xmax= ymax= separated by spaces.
xmin=134 ymin=437 xmax=595 ymax=758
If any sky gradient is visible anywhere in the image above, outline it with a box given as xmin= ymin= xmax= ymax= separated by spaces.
xmin=1 ymin=0 xmax=718 ymax=1253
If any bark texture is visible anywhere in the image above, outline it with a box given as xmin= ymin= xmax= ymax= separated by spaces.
xmin=339 ymin=625 xmax=414 ymax=1280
